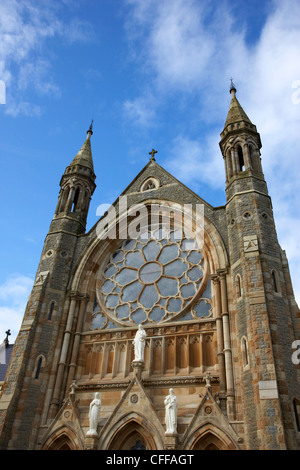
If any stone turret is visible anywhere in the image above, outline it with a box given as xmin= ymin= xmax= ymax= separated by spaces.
xmin=52 ymin=123 xmax=96 ymax=235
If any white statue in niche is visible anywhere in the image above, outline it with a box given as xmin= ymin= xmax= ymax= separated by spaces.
xmin=164 ymin=388 xmax=177 ymax=434
xmin=133 ymin=324 xmax=147 ymax=362
xmin=87 ymin=392 xmax=101 ymax=437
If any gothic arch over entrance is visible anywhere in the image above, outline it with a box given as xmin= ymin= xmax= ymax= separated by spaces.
xmin=42 ymin=428 xmax=80 ymax=450
xmin=106 ymin=418 xmax=158 ymax=450
xmin=187 ymin=424 xmax=238 ymax=450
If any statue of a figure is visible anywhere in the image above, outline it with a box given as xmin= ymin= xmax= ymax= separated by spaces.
xmin=133 ymin=324 xmax=146 ymax=362
xmin=164 ymin=388 xmax=177 ymax=434
xmin=70 ymin=380 xmax=77 ymax=395
xmin=87 ymin=392 xmax=101 ymax=437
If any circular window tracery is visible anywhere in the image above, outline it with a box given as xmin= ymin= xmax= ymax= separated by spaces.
xmin=95 ymin=226 xmax=210 ymax=326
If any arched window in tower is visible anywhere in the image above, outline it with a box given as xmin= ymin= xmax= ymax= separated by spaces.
xmin=48 ymin=301 xmax=55 ymax=320
xmin=235 ymin=274 xmax=242 ymax=299
xmin=58 ymin=186 xmax=70 ymax=213
xmin=237 ymin=146 xmax=245 ymax=171
xmin=293 ymin=399 xmax=300 ymax=432
xmin=71 ymin=188 xmax=80 ymax=213
xmin=271 ymin=270 xmax=279 ymax=293
xmin=226 ymin=149 xmax=233 ymax=180
xmin=34 ymin=356 xmax=44 ymax=379
xmin=241 ymin=337 xmax=249 ymax=368
xmin=248 ymin=145 xmax=253 ymax=170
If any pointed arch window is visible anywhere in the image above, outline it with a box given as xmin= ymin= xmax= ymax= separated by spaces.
xmin=235 ymin=274 xmax=242 ymax=299
xmin=241 ymin=336 xmax=249 ymax=368
xmin=271 ymin=270 xmax=280 ymax=293
xmin=48 ymin=301 xmax=55 ymax=320
xmin=293 ymin=399 xmax=300 ymax=432
xmin=34 ymin=356 xmax=44 ymax=379
xmin=140 ymin=177 xmax=159 ymax=192
xmin=238 ymin=146 xmax=245 ymax=171
xmin=71 ymin=188 xmax=80 ymax=213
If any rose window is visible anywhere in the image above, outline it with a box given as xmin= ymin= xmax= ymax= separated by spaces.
xmin=93 ymin=227 xmax=211 ymax=327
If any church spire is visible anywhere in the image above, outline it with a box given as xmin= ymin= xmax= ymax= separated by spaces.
xmin=69 ymin=120 xmax=94 ymax=172
xmin=219 ymin=81 xmax=263 ymax=193
xmin=222 ymin=80 xmax=252 ymax=131
xmin=52 ymin=124 xmax=97 ymax=234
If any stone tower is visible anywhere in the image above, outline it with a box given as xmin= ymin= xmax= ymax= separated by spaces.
xmin=219 ymin=81 xmax=300 ymax=449
xmin=0 ymin=88 xmax=299 ymax=451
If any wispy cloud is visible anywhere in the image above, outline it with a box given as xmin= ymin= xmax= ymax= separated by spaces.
xmin=123 ymin=91 xmax=158 ymax=127
xmin=0 ymin=0 xmax=94 ymax=116
xmin=0 ymin=274 xmax=34 ymax=342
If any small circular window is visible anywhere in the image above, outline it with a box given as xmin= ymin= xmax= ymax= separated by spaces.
xmin=96 ymin=226 xmax=209 ymax=326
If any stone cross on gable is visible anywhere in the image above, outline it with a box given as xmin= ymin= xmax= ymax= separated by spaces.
xmin=149 ymin=149 xmax=157 ymax=161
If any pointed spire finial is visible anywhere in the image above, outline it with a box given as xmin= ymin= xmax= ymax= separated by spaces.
xmin=87 ymin=119 xmax=94 ymax=135
xmin=230 ymin=78 xmax=237 ymax=95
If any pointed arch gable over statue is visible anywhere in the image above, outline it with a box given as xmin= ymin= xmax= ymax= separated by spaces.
xmin=98 ymin=375 xmax=164 ymax=450
xmin=181 ymin=386 xmax=239 ymax=450
xmin=40 ymin=390 xmax=85 ymax=450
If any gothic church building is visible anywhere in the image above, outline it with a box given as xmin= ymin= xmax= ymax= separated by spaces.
xmin=0 ymin=85 xmax=300 ymax=450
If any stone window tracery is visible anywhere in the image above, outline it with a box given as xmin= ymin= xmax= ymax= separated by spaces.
xmin=92 ymin=226 xmax=212 ymax=329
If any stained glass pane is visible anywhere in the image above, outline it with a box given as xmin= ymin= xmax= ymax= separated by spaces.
xmin=124 ymin=239 xmax=136 ymax=250
xmin=187 ymin=266 xmax=203 ymax=282
xmin=122 ymin=281 xmax=142 ymax=302
xmin=125 ymin=251 xmax=144 ymax=268
xmin=131 ymin=308 xmax=146 ymax=324
xmin=112 ymin=250 xmax=123 ymax=262
xmin=116 ymin=304 xmax=130 ymax=319
xmin=102 ymin=279 xmax=115 ymax=294
xmin=158 ymin=244 xmax=178 ymax=264
xmin=115 ymin=268 xmax=137 ymax=284
xmin=167 ymin=298 xmax=182 ymax=313
xmin=187 ymin=251 xmax=203 ymax=265
xmin=104 ymin=264 xmax=117 ymax=278
xmin=157 ymin=277 xmax=178 ymax=296
xmin=194 ymin=300 xmax=211 ymax=317
xmin=92 ymin=312 xmax=106 ymax=329
xmin=143 ymin=240 xmax=161 ymax=261
xmin=139 ymin=262 xmax=162 ymax=283
xmin=181 ymin=283 xmax=196 ymax=298
xmin=106 ymin=294 xmax=119 ymax=308
xmin=149 ymin=306 xmax=164 ymax=322
xmin=139 ymin=285 xmax=158 ymax=308
xmin=181 ymin=239 xmax=195 ymax=250
xmin=164 ymin=259 xmax=187 ymax=277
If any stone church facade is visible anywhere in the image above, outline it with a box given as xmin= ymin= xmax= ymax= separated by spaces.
xmin=0 ymin=84 xmax=300 ymax=450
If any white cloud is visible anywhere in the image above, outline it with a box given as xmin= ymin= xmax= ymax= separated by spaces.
xmin=0 ymin=274 xmax=34 ymax=343
xmin=0 ymin=0 xmax=94 ymax=116
xmin=164 ymin=133 xmax=224 ymax=190
xmin=123 ymin=92 xmax=158 ymax=127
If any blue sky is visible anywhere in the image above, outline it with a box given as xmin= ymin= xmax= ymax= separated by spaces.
xmin=0 ymin=0 xmax=300 ymax=341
